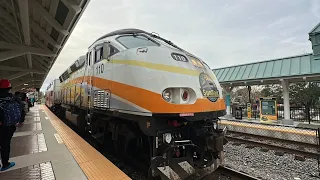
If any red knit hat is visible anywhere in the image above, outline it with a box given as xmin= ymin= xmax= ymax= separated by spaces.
xmin=0 ymin=79 xmax=12 ymax=89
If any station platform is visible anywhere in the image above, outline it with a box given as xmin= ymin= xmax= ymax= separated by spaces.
xmin=219 ymin=117 xmax=319 ymax=145
xmin=0 ymin=105 xmax=131 ymax=180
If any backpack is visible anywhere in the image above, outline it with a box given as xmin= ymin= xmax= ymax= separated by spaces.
xmin=0 ymin=97 xmax=22 ymax=126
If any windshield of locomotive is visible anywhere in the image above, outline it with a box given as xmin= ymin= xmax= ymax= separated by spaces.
xmin=116 ymin=35 xmax=159 ymax=49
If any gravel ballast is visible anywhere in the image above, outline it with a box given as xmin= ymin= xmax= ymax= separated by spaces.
xmin=227 ymin=133 xmax=318 ymax=154
xmin=224 ymin=142 xmax=320 ymax=180
xmin=101 ymin=141 xmax=319 ymax=180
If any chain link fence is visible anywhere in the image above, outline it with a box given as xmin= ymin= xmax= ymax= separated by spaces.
xmin=218 ymin=119 xmax=317 ymax=145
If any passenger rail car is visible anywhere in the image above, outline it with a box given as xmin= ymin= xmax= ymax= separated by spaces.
xmin=46 ymin=79 xmax=61 ymax=109
xmin=46 ymin=29 xmax=227 ymax=180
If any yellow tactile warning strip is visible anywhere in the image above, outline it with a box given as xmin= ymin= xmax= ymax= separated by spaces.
xmin=42 ymin=105 xmax=132 ymax=180
xmin=54 ymin=133 xmax=63 ymax=144
xmin=220 ymin=120 xmax=317 ymax=136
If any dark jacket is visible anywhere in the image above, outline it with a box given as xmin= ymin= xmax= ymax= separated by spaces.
xmin=0 ymin=90 xmax=23 ymax=124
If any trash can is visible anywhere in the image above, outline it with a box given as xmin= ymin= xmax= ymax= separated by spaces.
xmin=235 ymin=106 xmax=243 ymax=119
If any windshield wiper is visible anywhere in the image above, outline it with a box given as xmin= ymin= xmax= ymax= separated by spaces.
xmin=149 ymin=33 xmax=184 ymax=51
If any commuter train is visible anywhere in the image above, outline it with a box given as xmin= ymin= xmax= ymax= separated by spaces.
xmin=46 ymin=29 xmax=227 ymax=180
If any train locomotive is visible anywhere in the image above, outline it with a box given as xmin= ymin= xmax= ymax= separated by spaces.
xmin=46 ymin=29 xmax=227 ymax=180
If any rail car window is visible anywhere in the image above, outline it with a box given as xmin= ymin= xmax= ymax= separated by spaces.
xmin=116 ymin=35 xmax=159 ymax=49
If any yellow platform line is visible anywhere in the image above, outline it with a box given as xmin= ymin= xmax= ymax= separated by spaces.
xmin=220 ymin=120 xmax=317 ymax=137
xmin=42 ymin=105 xmax=131 ymax=180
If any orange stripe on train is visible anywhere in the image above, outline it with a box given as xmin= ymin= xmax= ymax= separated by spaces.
xmin=92 ymin=77 xmax=226 ymax=113
xmin=63 ymin=76 xmax=226 ymax=113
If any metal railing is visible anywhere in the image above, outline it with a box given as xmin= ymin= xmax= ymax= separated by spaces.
xmin=277 ymin=106 xmax=320 ymax=122
xmin=230 ymin=105 xmax=320 ymax=122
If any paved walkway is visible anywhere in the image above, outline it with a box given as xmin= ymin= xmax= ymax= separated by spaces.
xmin=0 ymin=105 xmax=87 ymax=179
xmin=0 ymin=105 xmax=131 ymax=180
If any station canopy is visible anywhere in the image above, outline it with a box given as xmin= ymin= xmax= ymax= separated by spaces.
xmin=213 ymin=53 xmax=320 ymax=86
xmin=0 ymin=0 xmax=90 ymax=92
xmin=213 ymin=22 xmax=320 ymax=87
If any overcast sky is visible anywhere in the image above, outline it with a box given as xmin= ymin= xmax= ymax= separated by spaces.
xmin=41 ymin=0 xmax=320 ymax=90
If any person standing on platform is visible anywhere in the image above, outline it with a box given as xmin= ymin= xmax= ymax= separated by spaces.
xmin=0 ymin=79 xmax=21 ymax=171
xmin=14 ymin=91 xmax=25 ymax=127
xmin=30 ymin=97 xmax=35 ymax=107
xmin=21 ymin=93 xmax=29 ymax=111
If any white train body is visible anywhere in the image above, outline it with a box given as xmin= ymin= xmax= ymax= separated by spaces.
xmin=47 ymin=29 xmax=227 ymax=180
xmin=58 ymin=29 xmax=225 ymax=116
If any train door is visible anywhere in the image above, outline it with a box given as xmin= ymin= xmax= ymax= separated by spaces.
xmin=59 ymin=90 xmax=62 ymax=104
xmin=72 ymin=85 xmax=76 ymax=105
xmin=49 ymin=91 xmax=53 ymax=107
xmin=69 ymin=87 xmax=72 ymax=105
xmin=92 ymin=43 xmax=114 ymax=109
xmin=61 ymin=89 xmax=64 ymax=104
xmin=65 ymin=87 xmax=68 ymax=104
xmin=64 ymin=88 xmax=67 ymax=104
xmin=85 ymin=49 xmax=95 ymax=109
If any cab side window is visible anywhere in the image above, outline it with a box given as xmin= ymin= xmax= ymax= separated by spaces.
xmin=91 ymin=50 xmax=95 ymax=64
xmin=93 ymin=44 xmax=120 ymax=64
xmin=95 ymin=47 xmax=103 ymax=63
xmin=103 ymin=44 xmax=119 ymax=58
xmin=87 ymin=52 xmax=92 ymax=66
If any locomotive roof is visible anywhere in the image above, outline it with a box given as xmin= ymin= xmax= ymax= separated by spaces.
xmin=91 ymin=28 xmax=204 ymax=63
xmin=90 ymin=28 xmax=148 ymax=47
xmin=57 ymin=55 xmax=86 ymax=84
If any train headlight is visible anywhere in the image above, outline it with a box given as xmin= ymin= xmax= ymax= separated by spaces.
xmin=163 ymin=133 xmax=172 ymax=144
xmin=181 ymin=89 xmax=189 ymax=101
xmin=213 ymin=123 xmax=217 ymax=129
xmin=162 ymin=89 xmax=172 ymax=102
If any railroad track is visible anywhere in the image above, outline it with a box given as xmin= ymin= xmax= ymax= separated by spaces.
xmin=201 ymin=166 xmax=261 ymax=180
xmin=226 ymin=131 xmax=320 ymax=159
xmin=56 ymin=113 xmax=263 ymax=180
xmin=59 ymin=116 xmax=149 ymax=179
